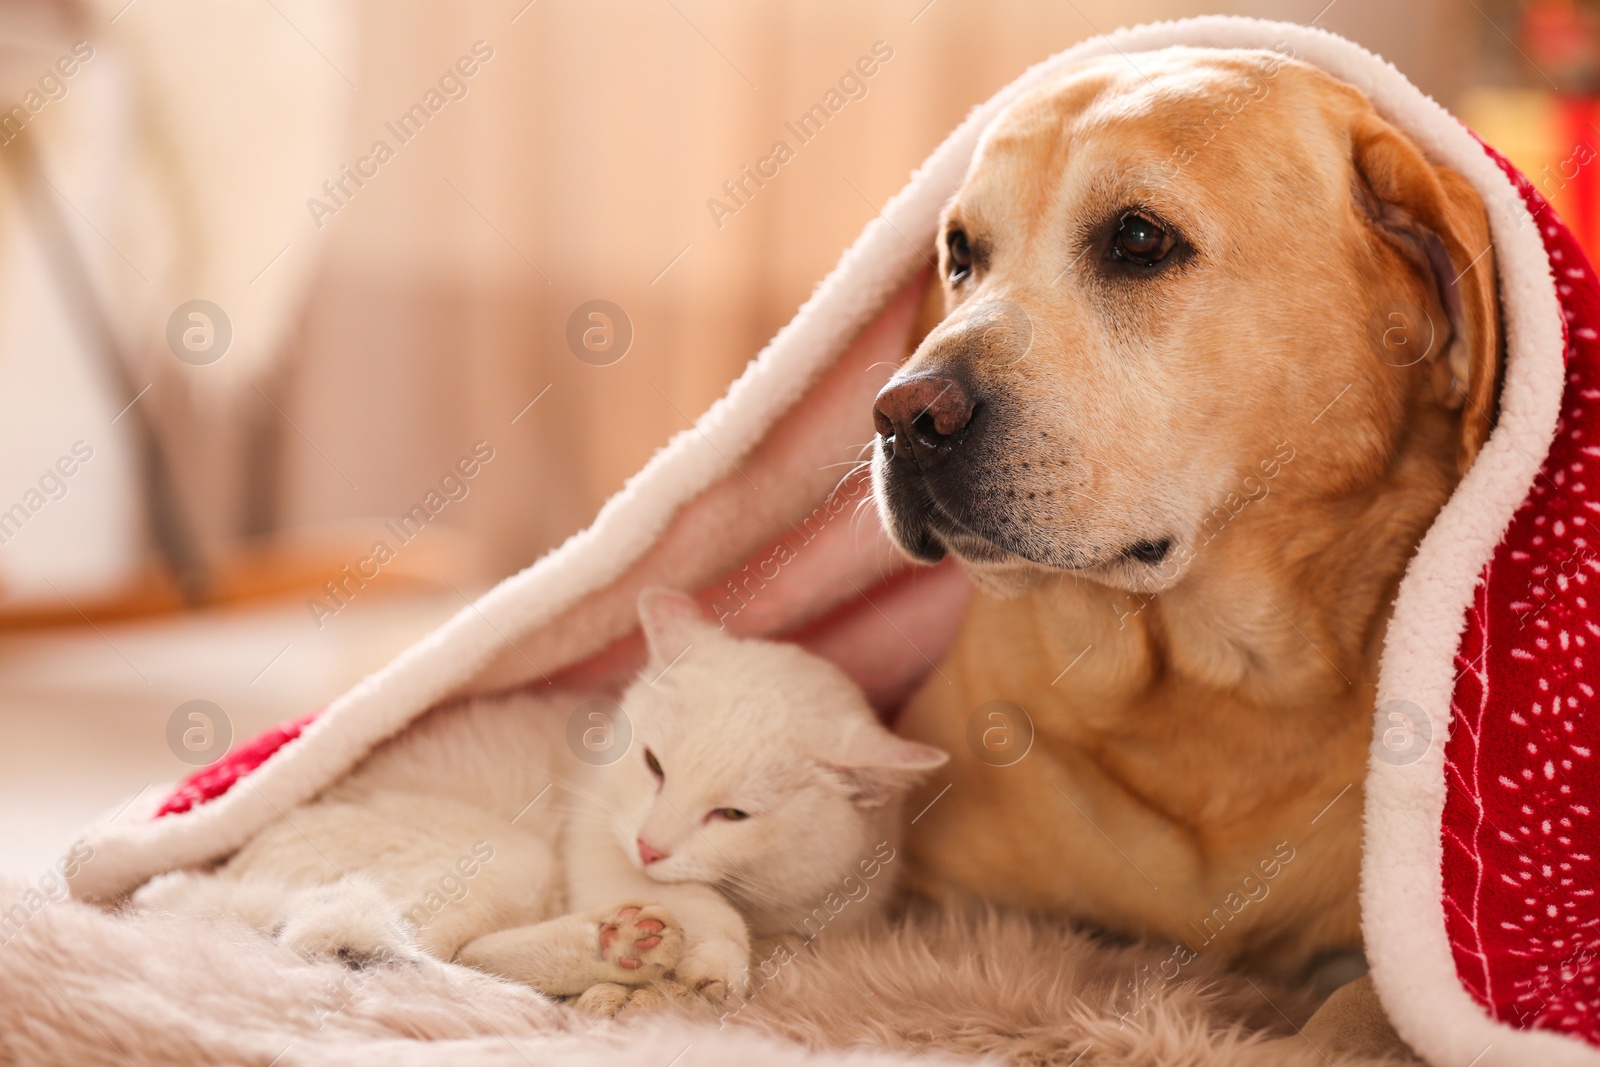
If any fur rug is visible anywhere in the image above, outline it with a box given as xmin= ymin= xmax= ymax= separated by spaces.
xmin=0 ymin=879 xmax=1413 ymax=1067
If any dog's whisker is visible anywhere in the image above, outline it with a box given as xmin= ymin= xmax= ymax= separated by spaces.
xmin=851 ymin=492 xmax=884 ymax=546
xmin=1064 ymin=487 xmax=1108 ymax=510
xmin=828 ymin=458 xmax=876 ymax=504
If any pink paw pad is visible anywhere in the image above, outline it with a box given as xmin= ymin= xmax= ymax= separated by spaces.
xmin=601 ymin=908 xmax=675 ymax=972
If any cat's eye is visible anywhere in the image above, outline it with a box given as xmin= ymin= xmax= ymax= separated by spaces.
xmin=711 ymin=808 xmax=750 ymax=821
xmin=644 ymin=747 xmax=663 ymax=782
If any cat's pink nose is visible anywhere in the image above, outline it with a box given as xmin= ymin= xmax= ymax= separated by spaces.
xmin=637 ymin=837 xmax=669 ymax=865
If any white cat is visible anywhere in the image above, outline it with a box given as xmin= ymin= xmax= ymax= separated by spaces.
xmin=137 ymin=589 xmax=948 ymax=1013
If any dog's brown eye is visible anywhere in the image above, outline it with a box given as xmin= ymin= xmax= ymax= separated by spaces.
xmin=946 ymin=228 xmax=973 ymax=281
xmin=1112 ymin=213 xmax=1173 ymax=266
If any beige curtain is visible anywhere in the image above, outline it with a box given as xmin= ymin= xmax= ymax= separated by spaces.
xmin=174 ymin=0 xmax=1471 ymax=581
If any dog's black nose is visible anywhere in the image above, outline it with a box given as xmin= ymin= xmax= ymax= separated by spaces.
xmin=873 ymin=374 xmax=976 ymax=468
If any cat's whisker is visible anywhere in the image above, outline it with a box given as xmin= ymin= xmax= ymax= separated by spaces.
xmin=550 ymin=780 xmax=629 ymax=818
xmin=527 ymin=800 xmax=608 ymax=824
xmin=718 ymin=868 xmax=800 ymax=913
xmin=649 ymin=791 xmax=785 ymax=898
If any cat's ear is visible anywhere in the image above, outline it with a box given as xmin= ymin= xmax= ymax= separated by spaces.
xmin=825 ymin=726 xmax=949 ymax=808
xmin=637 ymin=587 xmax=713 ymax=666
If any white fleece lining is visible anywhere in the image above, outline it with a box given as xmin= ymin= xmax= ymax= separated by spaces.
xmin=67 ymin=17 xmax=1584 ymax=1065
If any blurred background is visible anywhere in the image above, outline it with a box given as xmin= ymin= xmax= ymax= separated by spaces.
xmin=0 ymin=0 xmax=1588 ymax=877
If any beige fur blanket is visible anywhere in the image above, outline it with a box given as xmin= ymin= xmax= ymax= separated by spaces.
xmin=0 ymin=880 xmax=1405 ymax=1067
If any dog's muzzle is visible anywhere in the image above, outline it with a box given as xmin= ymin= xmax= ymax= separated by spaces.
xmin=871 ymin=368 xmax=998 ymax=565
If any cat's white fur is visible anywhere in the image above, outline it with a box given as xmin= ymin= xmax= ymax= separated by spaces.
xmin=136 ymin=589 xmax=948 ymax=1012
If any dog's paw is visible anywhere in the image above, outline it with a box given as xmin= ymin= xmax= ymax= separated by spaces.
xmin=597 ymin=904 xmax=681 ymax=982
xmin=676 ymin=935 xmax=749 ymax=1002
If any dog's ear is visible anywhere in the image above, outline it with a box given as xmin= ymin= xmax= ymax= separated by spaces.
xmin=1351 ymin=112 xmax=1503 ymax=474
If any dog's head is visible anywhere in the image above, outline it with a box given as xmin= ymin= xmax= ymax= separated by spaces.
xmin=872 ymin=48 xmax=1501 ymax=596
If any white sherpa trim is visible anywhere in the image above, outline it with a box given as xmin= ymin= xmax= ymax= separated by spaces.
xmin=67 ymin=17 xmax=1584 ymax=1065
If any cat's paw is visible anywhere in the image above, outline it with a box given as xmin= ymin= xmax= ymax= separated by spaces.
xmin=573 ymin=981 xmax=631 ymax=1017
xmin=572 ymin=979 xmax=702 ymax=1019
xmin=675 ymin=935 xmax=749 ymax=1002
xmin=133 ymin=869 xmax=212 ymax=913
xmin=597 ymin=904 xmax=680 ymax=983
xmin=616 ymin=979 xmax=708 ymax=1018
xmin=279 ymin=913 xmax=416 ymax=965
xmin=278 ymin=881 xmax=418 ymax=965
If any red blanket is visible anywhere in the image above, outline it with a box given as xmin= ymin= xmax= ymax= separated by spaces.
xmin=1445 ymin=143 xmax=1600 ymax=1040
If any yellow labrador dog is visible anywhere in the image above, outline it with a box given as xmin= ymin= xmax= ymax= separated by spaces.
xmin=875 ymin=48 xmax=1500 ymax=984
